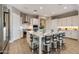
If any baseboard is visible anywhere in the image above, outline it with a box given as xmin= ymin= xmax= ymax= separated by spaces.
xmin=9 ymin=37 xmax=24 ymax=43
xmin=64 ymin=37 xmax=78 ymax=41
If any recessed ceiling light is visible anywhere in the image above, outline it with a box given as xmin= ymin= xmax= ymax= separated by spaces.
xmin=40 ymin=6 xmax=43 ymax=10
xmin=64 ymin=6 xmax=67 ymax=9
xmin=34 ymin=10 xmax=37 ymax=12
xmin=33 ymin=10 xmax=37 ymax=14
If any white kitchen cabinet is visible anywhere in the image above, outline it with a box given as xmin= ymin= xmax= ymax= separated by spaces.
xmin=71 ymin=16 xmax=79 ymax=40
xmin=32 ymin=18 xmax=40 ymax=25
xmin=58 ymin=16 xmax=79 ymax=40
xmin=66 ymin=17 xmax=72 ymax=26
xmin=71 ymin=31 xmax=78 ymax=39
xmin=47 ymin=15 xmax=79 ymax=40
xmin=51 ymin=19 xmax=58 ymax=33
xmin=58 ymin=19 xmax=61 ymax=26
xmin=61 ymin=18 xmax=65 ymax=26
xmin=72 ymin=16 xmax=79 ymax=26
xmin=46 ymin=19 xmax=52 ymax=32
xmin=12 ymin=13 xmax=22 ymax=42
xmin=65 ymin=17 xmax=71 ymax=37
xmin=65 ymin=16 xmax=79 ymax=40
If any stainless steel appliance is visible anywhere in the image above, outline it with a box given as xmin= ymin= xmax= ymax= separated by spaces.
xmin=0 ymin=5 xmax=10 ymax=54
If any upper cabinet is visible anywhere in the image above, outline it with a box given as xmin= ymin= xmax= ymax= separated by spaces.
xmin=20 ymin=13 xmax=29 ymax=24
xmin=66 ymin=17 xmax=71 ymax=26
xmin=72 ymin=16 xmax=79 ymax=26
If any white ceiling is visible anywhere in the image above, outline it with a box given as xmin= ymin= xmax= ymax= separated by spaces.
xmin=10 ymin=4 xmax=78 ymax=16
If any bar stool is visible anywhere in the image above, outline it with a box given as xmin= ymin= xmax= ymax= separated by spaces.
xmin=61 ymin=32 xmax=65 ymax=49
xmin=42 ymin=35 xmax=51 ymax=54
xmin=51 ymin=34 xmax=58 ymax=53
xmin=57 ymin=32 xmax=65 ymax=49
xmin=31 ymin=35 xmax=39 ymax=54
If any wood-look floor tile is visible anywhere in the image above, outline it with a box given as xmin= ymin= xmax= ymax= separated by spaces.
xmin=8 ymin=38 xmax=79 ymax=54
xmin=61 ymin=39 xmax=79 ymax=54
xmin=9 ymin=38 xmax=32 ymax=54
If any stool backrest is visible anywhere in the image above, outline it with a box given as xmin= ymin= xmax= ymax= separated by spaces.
xmin=62 ymin=32 xmax=65 ymax=37
xmin=52 ymin=34 xmax=58 ymax=41
xmin=57 ymin=32 xmax=65 ymax=40
xmin=45 ymin=36 xmax=51 ymax=44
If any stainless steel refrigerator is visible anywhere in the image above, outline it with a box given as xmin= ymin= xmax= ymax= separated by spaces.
xmin=0 ymin=4 xmax=10 ymax=54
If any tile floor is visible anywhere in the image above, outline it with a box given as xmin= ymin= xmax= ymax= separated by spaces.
xmin=61 ymin=38 xmax=79 ymax=54
xmin=8 ymin=38 xmax=79 ymax=54
xmin=9 ymin=38 xmax=32 ymax=54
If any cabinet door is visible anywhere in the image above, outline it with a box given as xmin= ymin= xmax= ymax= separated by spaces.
xmin=77 ymin=16 xmax=79 ymax=26
xmin=71 ymin=31 xmax=78 ymax=39
xmin=60 ymin=18 xmax=63 ymax=26
xmin=46 ymin=19 xmax=52 ymax=32
xmin=65 ymin=17 xmax=71 ymax=37
xmin=66 ymin=17 xmax=72 ymax=26
xmin=72 ymin=16 xmax=79 ymax=26
xmin=58 ymin=19 xmax=61 ymax=26
xmin=71 ymin=16 xmax=79 ymax=39
xmin=12 ymin=13 xmax=21 ymax=41
xmin=61 ymin=18 xmax=65 ymax=26
xmin=32 ymin=18 xmax=39 ymax=25
xmin=51 ymin=19 xmax=58 ymax=33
